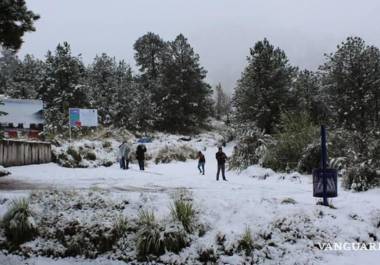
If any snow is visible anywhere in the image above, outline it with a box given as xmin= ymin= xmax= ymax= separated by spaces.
xmin=0 ymin=137 xmax=379 ymax=264
xmin=0 ymin=166 xmax=11 ymax=177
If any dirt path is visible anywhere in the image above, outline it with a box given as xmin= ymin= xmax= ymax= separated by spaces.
xmin=0 ymin=178 xmax=50 ymax=190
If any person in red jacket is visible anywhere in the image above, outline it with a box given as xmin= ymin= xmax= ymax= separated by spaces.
xmin=215 ymin=147 xmax=227 ymax=181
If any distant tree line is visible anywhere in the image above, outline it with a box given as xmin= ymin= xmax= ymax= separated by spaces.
xmin=0 ymin=33 xmax=217 ymax=133
xmin=1 ymin=33 xmax=379 ymax=137
xmin=233 ymin=37 xmax=379 ymax=134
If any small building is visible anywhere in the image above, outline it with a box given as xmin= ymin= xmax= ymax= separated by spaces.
xmin=0 ymin=98 xmax=44 ymax=140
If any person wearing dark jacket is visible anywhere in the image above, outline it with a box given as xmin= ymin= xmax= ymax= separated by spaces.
xmin=215 ymin=147 xmax=227 ymax=181
xmin=136 ymin=144 xmax=147 ymax=170
xmin=197 ymin=151 xmax=206 ymax=175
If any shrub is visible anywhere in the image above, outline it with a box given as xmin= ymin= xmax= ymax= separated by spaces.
xmin=85 ymin=151 xmax=97 ymax=161
xmin=136 ymin=210 xmax=189 ymax=260
xmin=171 ymin=199 xmax=196 ymax=233
xmin=342 ymin=161 xmax=379 ymax=191
xmin=297 ymin=142 xmax=321 ymax=174
xmin=138 ymin=210 xmax=156 ymax=227
xmin=229 ymin=124 xmax=273 ymax=171
xmin=102 ymin=141 xmax=112 ymax=148
xmin=113 ymin=216 xmax=128 ymax=238
xmin=329 ymin=129 xmax=379 ymax=169
xmin=2 ymin=198 xmax=37 ymax=245
xmin=281 ymin=197 xmax=297 ymax=204
xmin=53 ymin=218 xmax=120 ymax=258
xmin=263 ymin=112 xmax=318 ymax=172
xmin=238 ymin=227 xmax=254 ymax=256
xmin=155 ymin=145 xmax=198 ymax=164
xmin=136 ymin=210 xmax=164 ymax=259
xmin=162 ymin=223 xmax=188 ymax=253
xmin=198 ymin=247 xmax=217 ymax=263
xmin=67 ymin=146 xmax=82 ymax=162
xmin=102 ymin=160 xmax=114 ymax=167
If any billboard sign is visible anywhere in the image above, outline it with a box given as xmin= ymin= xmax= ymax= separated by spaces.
xmin=69 ymin=108 xmax=98 ymax=127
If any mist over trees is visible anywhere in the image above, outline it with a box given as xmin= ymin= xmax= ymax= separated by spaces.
xmin=214 ymin=83 xmax=231 ymax=121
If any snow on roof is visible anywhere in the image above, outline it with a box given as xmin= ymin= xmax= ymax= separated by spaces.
xmin=0 ymin=98 xmax=44 ymax=126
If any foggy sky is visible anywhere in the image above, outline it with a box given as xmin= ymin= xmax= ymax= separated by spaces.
xmin=18 ymin=0 xmax=380 ymax=93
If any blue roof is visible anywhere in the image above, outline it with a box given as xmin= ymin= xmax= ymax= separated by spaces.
xmin=0 ymin=98 xmax=44 ymax=125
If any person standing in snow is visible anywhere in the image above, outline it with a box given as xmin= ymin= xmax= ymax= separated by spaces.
xmin=119 ymin=141 xmax=127 ymax=169
xmin=123 ymin=142 xmax=131 ymax=169
xmin=216 ymin=147 xmax=228 ymax=181
xmin=197 ymin=151 xmax=206 ymax=175
xmin=136 ymin=144 xmax=147 ymax=170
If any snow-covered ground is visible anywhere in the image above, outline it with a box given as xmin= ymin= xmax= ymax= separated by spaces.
xmin=0 ymin=139 xmax=380 ymax=264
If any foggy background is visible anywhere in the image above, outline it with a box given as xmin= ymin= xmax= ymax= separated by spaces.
xmin=18 ymin=0 xmax=380 ymax=93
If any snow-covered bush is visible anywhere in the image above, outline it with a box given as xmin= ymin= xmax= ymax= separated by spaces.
xmin=263 ymin=112 xmax=318 ymax=172
xmin=343 ymin=161 xmax=379 ymax=191
xmin=26 ymin=190 xmax=130 ymax=258
xmin=237 ymin=227 xmax=254 ymax=255
xmin=66 ymin=146 xmax=82 ymax=163
xmin=0 ymin=165 xmax=11 ymax=177
xmin=171 ymin=199 xmax=197 ymax=233
xmin=297 ymin=141 xmax=321 ymax=174
xmin=52 ymin=140 xmax=117 ymax=168
xmin=60 ymin=220 xmax=119 ymax=257
xmin=338 ymin=130 xmax=379 ymax=191
xmin=154 ymin=145 xmax=198 ymax=164
xmin=84 ymin=150 xmax=97 ymax=161
xmin=113 ymin=216 xmax=128 ymax=239
xmin=136 ymin=210 xmax=164 ymax=259
xmin=161 ymin=223 xmax=189 ymax=254
xmin=2 ymin=198 xmax=37 ymax=245
xmin=136 ymin=210 xmax=189 ymax=260
xmin=281 ymin=197 xmax=297 ymax=204
xmin=198 ymin=247 xmax=218 ymax=263
xmin=229 ymin=123 xmax=272 ymax=171
xmin=327 ymin=129 xmax=362 ymax=171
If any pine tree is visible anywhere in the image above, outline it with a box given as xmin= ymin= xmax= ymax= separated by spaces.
xmin=134 ymin=32 xmax=166 ymax=80
xmin=0 ymin=0 xmax=40 ymax=51
xmin=128 ymin=82 xmax=155 ymax=131
xmin=112 ymin=60 xmax=137 ymax=128
xmin=87 ymin=53 xmax=119 ymax=124
xmin=0 ymin=49 xmax=20 ymax=94
xmin=233 ymin=38 xmax=295 ymax=134
xmin=214 ymin=83 xmax=231 ymax=120
xmin=87 ymin=54 xmax=137 ymax=128
xmin=7 ymin=54 xmax=45 ymax=99
xmin=321 ymin=36 xmax=380 ymax=132
xmin=39 ymin=42 xmax=89 ymax=133
xmin=157 ymin=34 xmax=213 ymax=132
xmin=133 ymin=32 xmax=167 ymax=129
xmin=292 ymin=70 xmax=329 ymax=124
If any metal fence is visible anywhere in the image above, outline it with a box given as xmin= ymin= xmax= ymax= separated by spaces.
xmin=0 ymin=139 xmax=51 ymax=167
